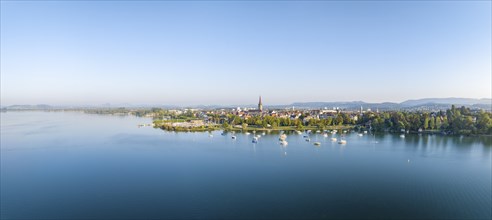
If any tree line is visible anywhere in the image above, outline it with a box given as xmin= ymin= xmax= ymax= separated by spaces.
xmin=358 ymin=105 xmax=491 ymax=135
xmin=210 ymin=106 xmax=491 ymax=135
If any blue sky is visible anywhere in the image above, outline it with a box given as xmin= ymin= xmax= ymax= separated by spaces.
xmin=1 ymin=1 xmax=490 ymax=106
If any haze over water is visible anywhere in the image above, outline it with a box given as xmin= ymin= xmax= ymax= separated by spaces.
xmin=1 ymin=111 xmax=490 ymax=219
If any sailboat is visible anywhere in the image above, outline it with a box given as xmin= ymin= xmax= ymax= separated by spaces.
xmin=313 ymin=133 xmax=321 ymax=145
xmin=279 ymin=133 xmax=287 ymax=141
xmin=338 ymin=135 xmax=347 ymax=144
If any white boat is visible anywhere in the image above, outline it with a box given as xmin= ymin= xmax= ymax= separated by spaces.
xmin=313 ymin=142 xmax=321 ymax=146
xmin=363 ymin=131 xmax=368 ymax=134
xmin=280 ymin=140 xmax=288 ymax=146
xmin=252 ymin=137 xmax=258 ymax=143
xmin=245 ymin=132 xmax=251 ymax=135
xmin=262 ymin=132 xmax=266 ymax=136
xmin=323 ymin=133 xmax=328 ymax=137
xmin=231 ymin=136 xmax=236 ymax=139
xmin=338 ymin=139 xmax=347 ymax=144
xmin=316 ymin=130 xmax=321 ymax=133
xmin=256 ymin=135 xmax=261 ymax=138
xmin=331 ymin=137 xmax=337 ymax=142
xmin=400 ymin=134 xmax=405 ymax=138
xmin=343 ymin=130 xmax=347 ymax=133
xmin=358 ymin=134 xmax=363 ymax=137
xmin=296 ymin=131 xmax=302 ymax=135
xmin=209 ymin=134 xmax=213 ymax=138
xmin=279 ymin=134 xmax=287 ymax=141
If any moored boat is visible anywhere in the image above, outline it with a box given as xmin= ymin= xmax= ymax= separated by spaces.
xmin=279 ymin=134 xmax=287 ymax=141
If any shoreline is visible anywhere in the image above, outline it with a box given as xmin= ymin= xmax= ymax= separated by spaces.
xmin=153 ymin=125 xmax=491 ymax=137
xmin=153 ymin=124 xmax=354 ymax=132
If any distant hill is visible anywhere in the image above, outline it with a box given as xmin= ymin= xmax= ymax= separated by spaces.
xmin=287 ymin=101 xmax=400 ymax=110
xmin=3 ymin=104 xmax=55 ymax=110
xmin=2 ymin=98 xmax=490 ymax=111
xmin=400 ymin=98 xmax=491 ymax=107
xmin=287 ymin=98 xmax=491 ymax=111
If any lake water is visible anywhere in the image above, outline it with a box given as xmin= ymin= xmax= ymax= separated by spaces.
xmin=1 ymin=111 xmax=491 ymax=219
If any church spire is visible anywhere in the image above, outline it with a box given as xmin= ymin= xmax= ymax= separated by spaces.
xmin=258 ymin=96 xmax=263 ymax=112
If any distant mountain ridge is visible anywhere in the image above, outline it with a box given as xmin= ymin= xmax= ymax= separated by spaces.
xmin=400 ymin=98 xmax=491 ymax=106
xmin=2 ymin=98 xmax=491 ymax=111
xmin=287 ymin=98 xmax=491 ymax=110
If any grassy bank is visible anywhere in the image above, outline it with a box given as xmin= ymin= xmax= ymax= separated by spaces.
xmin=226 ymin=125 xmax=354 ymax=132
xmin=154 ymin=123 xmax=354 ymax=132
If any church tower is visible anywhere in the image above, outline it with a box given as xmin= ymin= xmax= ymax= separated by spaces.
xmin=258 ymin=96 xmax=263 ymax=112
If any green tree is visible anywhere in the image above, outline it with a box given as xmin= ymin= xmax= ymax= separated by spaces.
xmin=429 ymin=117 xmax=435 ymax=130
xmin=223 ymin=121 xmax=230 ymax=129
xmin=436 ymin=116 xmax=442 ymax=129
xmin=423 ymin=117 xmax=430 ymax=130
xmin=476 ymin=111 xmax=492 ymax=134
xmin=334 ymin=115 xmax=343 ymax=125
xmin=262 ymin=120 xmax=268 ymax=128
xmin=296 ymin=123 xmax=304 ymax=130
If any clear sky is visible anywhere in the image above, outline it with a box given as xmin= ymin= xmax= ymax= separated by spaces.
xmin=1 ymin=1 xmax=491 ymax=106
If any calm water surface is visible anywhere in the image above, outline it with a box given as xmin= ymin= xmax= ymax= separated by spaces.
xmin=1 ymin=112 xmax=491 ymax=219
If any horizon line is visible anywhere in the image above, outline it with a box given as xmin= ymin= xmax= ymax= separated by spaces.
xmin=2 ymin=97 xmax=491 ymax=108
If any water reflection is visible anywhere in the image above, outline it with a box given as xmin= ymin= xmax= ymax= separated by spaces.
xmin=1 ymin=112 xmax=491 ymax=220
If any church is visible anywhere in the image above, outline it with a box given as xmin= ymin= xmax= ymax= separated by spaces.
xmin=247 ymin=96 xmax=264 ymax=115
